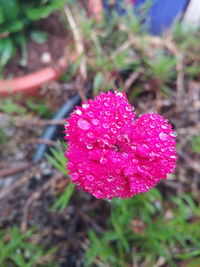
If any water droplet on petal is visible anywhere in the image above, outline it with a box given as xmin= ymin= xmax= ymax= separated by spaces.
xmin=131 ymin=145 xmax=137 ymax=151
xmin=87 ymin=132 xmax=94 ymax=138
xmin=150 ymin=114 xmax=156 ymax=120
xmin=116 ymin=122 xmax=122 ymax=128
xmin=78 ymin=119 xmax=90 ymax=130
xmin=107 ymin=175 xmax=116 ymax=182
xmin=102 ymin=123 xmax=109 ymax=129
xmin=87 ymin=111 xmax=94 ymax=117
xmin=65 ymin=121 xmax=69 ymax=127
xmin=86 ymin=174 xmax=94 ymax=181
xmin=111 ymin=128 xmax=117 ymax=134
xmin=116 ymin=92 xmax=123 ymax=97
xmin=87 ymin=144 xmax=93 ymax=149
xmin=105 ymin=111 xmax=110 ymax=116
xmin=68 ymin=162 xmax=73 ymax=168
xmin=82 ymin=103 xmax=89 ymax=109
xmin=138 ymin=166 xmax=144 ymax=172
xmin=170 ymin=155 xmax=177 ymax=159
xmin=126 ymin=106 xmax=132 ymax=112
xmin=159 ymin=132 xmax=168 ymax=141
xmin=100 ymin=157 xmax=107 ymax=164
xmin=161 ymin=125 xmax=167 ymax=129
xmin=170 ymin=131 xmax=177 ymax=137
xmin=94 ymin=190 xmax=103 ymax=199
xmin=76 ymin=109 xmax=82 ymax=115
xmin=115 ymin=169 xmax=120 ymax=174
xmin=71 ymin=173 xmax=79 ymax=181
xmin=92 ymin=118 xmax=99 ymax=125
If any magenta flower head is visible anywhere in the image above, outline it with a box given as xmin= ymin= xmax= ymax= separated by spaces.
xmin=64 ymin=91 xmax=176 ymax=199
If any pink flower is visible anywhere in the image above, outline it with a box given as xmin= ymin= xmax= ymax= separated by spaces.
xmin=64 ymin=91 xmax=176 ymax=199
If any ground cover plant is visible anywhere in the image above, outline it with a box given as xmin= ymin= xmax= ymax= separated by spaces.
xmin=0 ymin=0 xmax=65 ymax=70
xmin=0 ymin=1 xmax=200 ymax=266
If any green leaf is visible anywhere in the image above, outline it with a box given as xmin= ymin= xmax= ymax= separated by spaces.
xmin=5 ymin=20 xmax=25 ymax=33
xmin=191 ymin=135 xmax=200 ymax=153
xmin=185 ymin=257 xmax=200 ymax=267
xmin=14 ymin=33 xmax=28 ymax=67
xmin=0 ymin=0 xmax=19 ymax=22
xmin=24 ymin=4 xmax=58 ymax=21
xmin=52 ymin=183 xmax=75 ymax=211
xmin=93 ymin=72 xmax=103 ymax=95
xmin=0 ymin=99 xmax=26 ymax=115
xmin=30 ymin=30 xmax=48 ymax=44
xmin=0 ymin=38 xmax=16 ymax=67
xmin=0 ymin=7 xmax=4 ymax=24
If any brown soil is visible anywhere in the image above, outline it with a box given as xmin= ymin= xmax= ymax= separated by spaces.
xmin=4 ymin=13 xmax=72 ymax=78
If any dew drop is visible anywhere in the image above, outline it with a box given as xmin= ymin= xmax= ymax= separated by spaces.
xmin=87 ymin=132 xmax=94 ymax=138
xmin=72 ymin=173 xmax=79 ymax=181
xmin=64 ymin=121 xmax=69 ymax=127
xmin=150 ymin=114 xmax=156 ymax=120
xmin=111 ymin=128 xmax=117 ymax=134
xmin=92 ymin=118 xmax=99 ymax=125
xmin=68 ymin=162 xmax=73 ymax=168
xmin=159 ymin=132 xmax=168 ymax=141
xmin=87 ymin=144 xmax=93 ymax=149
xmin=82 ymin=103 xmax=89 ymax=109
xmin=126 ymin=106 xmax=132 ymax=112
xmin=161 ymin=125 xmax=167 ymax=129
xmin=115 ymin=169 xmax=121 ymax=174
xmin=100 ymin=157 xmax=107 ymax=164
xmin=138 ymin=166 xmax=144 ymax=173
xmin=116 ymin=92 xmax=123 ymax=97
xmin=102 ymin=123 xmax=109 ymax=129
xmin=105 ymin=111 xmax=110 ymax=116
xmin=87 ymin=111 xmax=94 ymax=117
xmin=131 ymin=145 xmax=137 ymax=151
xmin=107 ymin=175 xmax=116 ymax=182
xmin=170 ymin=131 xmax=177 ymax=137
xmin=170 ymin=155 xmax=177 ymax=159
xmin=116 ymin=122 xmax=122 ymax=128
xmin=150 ymin=123 xmax=155 ymax=128
xmin=78 ymin=119 xmax=90 ymax=130
xmin=94 ymin=190 xmax=103 ymax=199
xmin=111 ymin=157 xmax=118 ymax=163
xmin=86 ymin=174 xmax=94 ymax=181
xmin=75 ymin=109 xmax=82 ymax=115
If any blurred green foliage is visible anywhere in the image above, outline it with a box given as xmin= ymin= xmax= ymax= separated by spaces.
xmin=191 ymin=135 xmax=200 ymax=154
xmin=0 ymin=0 xmax=65 ymax=69
xmin=46 ymin=142 xmax=75 ymax=211
xmin=86 ymin=191 xmax=200 ymax=266
xmin=0 ymin=227 xmax=56 ymax=267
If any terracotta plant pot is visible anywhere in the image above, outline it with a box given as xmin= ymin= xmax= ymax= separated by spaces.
xmin=0 ymin=59 xmax=67 ymax=98
xmin=88 ymin=0 xmax=103 ymax=22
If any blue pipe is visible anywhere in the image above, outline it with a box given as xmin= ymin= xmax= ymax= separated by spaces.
xmin=33 ymin=94 xmax=80 ymax=163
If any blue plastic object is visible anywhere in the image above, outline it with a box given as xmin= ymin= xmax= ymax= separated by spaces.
xmin=134 ymin=0 xmax=189 ymax=35
xmin=33 ymin=94 xmax=80 ymax=163
xmin=103 ymin=0 xmax=190 ymax=35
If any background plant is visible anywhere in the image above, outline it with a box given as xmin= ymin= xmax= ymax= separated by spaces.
xmin=0 ymin=0 xmax=65 ymax=69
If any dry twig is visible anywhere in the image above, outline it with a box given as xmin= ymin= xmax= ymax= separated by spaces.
xmin=0 ymin=162 xmax=33 ymax=178
xmin=0 ymin=165 xmax=40 ymax=200
xmin=21 ymin=173 xmax=64 ymax=233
